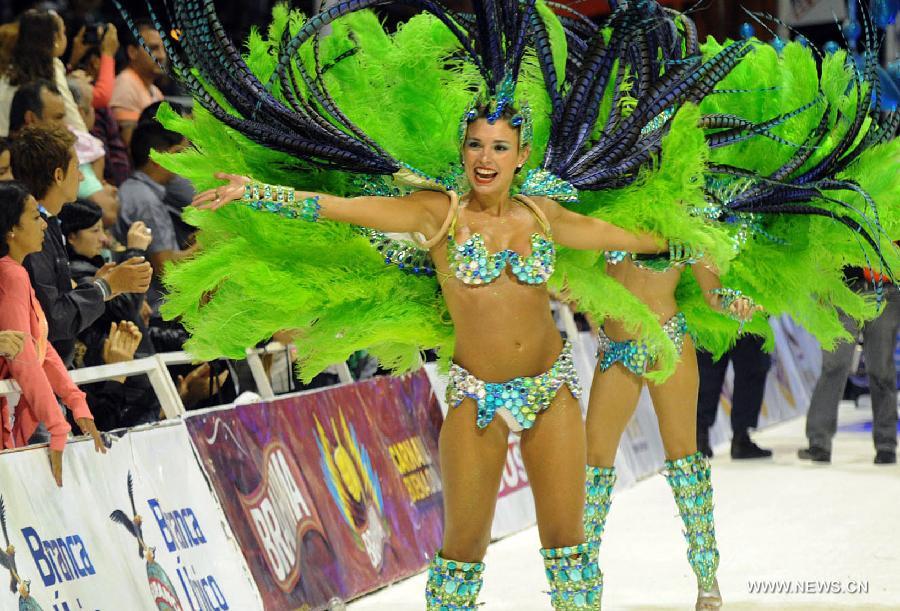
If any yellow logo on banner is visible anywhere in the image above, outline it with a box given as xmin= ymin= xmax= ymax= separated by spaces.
xmin=314 ymin=410 xmax=388 ymax=570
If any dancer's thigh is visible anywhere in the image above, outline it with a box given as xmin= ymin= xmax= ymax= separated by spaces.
xmin=649 ymin=335 xmax=700 ymax=460
xmin=585 ymin=362 xmax=644 ymax=466
xmin=520 ymin=386 xmax=587 ymax=549
xmin=439 ymin=398 xmax=509 ymax=562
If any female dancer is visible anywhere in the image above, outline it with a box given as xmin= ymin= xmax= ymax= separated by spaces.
xmin=579 ymin=19 xmax=898 ymax=611
xmin=584 ymin=252 xmax=754 ymax=610
xmin=192 ymin=102 xmax=664 ymax=609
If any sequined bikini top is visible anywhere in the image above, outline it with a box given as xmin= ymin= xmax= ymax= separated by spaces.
xmin=447 ymin=195 xmax=555 ymax=286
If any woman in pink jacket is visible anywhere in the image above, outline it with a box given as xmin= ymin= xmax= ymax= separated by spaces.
xmin=0 ymin=180 xmax=105 ymax=486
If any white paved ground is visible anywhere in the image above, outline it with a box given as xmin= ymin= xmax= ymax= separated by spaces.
xmin=349 ymin=401 xmax=900 ymax=610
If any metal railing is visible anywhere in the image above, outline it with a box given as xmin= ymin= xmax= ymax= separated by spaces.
xmin=0 ymin=342 xmax=354 ymax=418
xmin=1 ymin=302 xmax=577 ymax=422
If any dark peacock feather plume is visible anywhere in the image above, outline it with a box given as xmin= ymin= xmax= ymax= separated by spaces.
xmin=113 ymin=0 xmax=407 ymax=174
xmin=115 ymin=0 xmax=548 ymax=176
xmin=536 ymin=0 xmax=751 ymax=191
xmin=703 ymin=9 xmax=899 ymax=282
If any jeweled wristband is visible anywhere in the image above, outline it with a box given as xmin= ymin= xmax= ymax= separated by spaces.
xmin=243 ymin=182 xmax=321 ymax=222
xmin=708 ymin=288 xmax=756 ymax=330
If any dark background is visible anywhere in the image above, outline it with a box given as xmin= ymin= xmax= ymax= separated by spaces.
xmin=1 ymin=0 xmax=782 ymax=46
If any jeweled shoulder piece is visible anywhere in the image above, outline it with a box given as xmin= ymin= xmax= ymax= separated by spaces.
xmin=363 ymin=228 xmax=436 ymax=276
xmin=519 ymin=169 xmax=578 ymax=203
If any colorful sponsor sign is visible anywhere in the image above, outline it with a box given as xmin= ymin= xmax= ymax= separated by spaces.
xmin=0 ymin=423 xmax=261 ymax=610
xmin=184 ymin=370 xmax=444 ymax=610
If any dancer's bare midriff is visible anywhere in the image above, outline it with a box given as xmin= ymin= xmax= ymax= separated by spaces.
xmin=604 ymin=256 xmax=683 ymax=340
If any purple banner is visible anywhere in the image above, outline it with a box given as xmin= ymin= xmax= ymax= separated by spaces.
xmin=185 ymin=371 xmax=444 ymax=610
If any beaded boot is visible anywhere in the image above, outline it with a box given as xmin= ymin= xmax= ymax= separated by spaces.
xmin=424 ymin=552 xmax=484 ymax=610
xmin=663 ymin=452 xmax=722 ymax=610
xmin=584 ymin=465 xmax=616 ymax=548
xmin=541 ymin=542 xmax=602 ymax=610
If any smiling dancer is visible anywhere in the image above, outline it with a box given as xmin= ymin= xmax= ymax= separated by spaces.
xmin=115 ymin=0 xmax=897 ymax=609
xmin=568 ymin=9 xmax=899 ymax=611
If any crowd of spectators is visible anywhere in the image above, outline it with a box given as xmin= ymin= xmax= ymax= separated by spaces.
xmin=0 ymin=4 xmax=306 ymax=487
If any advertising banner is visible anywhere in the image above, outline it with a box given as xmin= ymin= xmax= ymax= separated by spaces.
xmin=0 ymin=423 xmax=261 ymax=611
xmin=184 ymin=371 xmax=443 ymax=611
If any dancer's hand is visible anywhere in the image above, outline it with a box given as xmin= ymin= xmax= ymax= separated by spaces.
xmin=728 ymin=297 xmax=762 ymax=321
xmin=193 ymin=173 xmax=251 ymax=210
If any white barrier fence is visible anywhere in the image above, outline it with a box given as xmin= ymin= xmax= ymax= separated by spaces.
xmin=0 ymin=421 xmax=263 ymax=610
xmin=0 ymin=354 xmax=186 ymax=418
xmin=2 ymin=309 xmax=823 ymax=544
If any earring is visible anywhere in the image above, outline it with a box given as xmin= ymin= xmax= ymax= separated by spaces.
xmin=514 ymin=165 xmax=523 ymax=175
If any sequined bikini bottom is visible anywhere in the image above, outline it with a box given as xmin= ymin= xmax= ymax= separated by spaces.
xmin=446 ymin=340 xmax=582 ymax=432
xmin=596 ymin=312 xmax=688 ymax=376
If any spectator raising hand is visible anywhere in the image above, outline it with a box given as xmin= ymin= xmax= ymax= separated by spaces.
xmin=68 ymin=23 xmax=119 ymax=81
xmin=102 ymin=320 xmax=142 ymax=382
xmin=102 ymin=320 xmax=142 ymax=364
xmin=104 ymin=320 xmax=142 ymax=354
xmin=126 ymin=221 xmax=153 ymax=251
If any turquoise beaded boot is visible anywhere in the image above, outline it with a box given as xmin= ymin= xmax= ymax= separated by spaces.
xmin=424 ymin=552 xmax=485 ymax=610
xmin=584 ymin=465 xmax=616 ymax=548
xmin=663 ymin=452 xmax=722 ymax=610
xmin=540 ymin=542 xmax=602 ymax=610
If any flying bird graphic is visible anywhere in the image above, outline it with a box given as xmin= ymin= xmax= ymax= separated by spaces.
xmin=109 ymin=472 xmax=151 ymax=561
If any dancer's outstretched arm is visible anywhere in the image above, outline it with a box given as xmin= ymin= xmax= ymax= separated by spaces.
xmin=533 ymin=196 xmax=665 ymax=253
xmin=193 ymin=172 xmax=449 ymax=237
